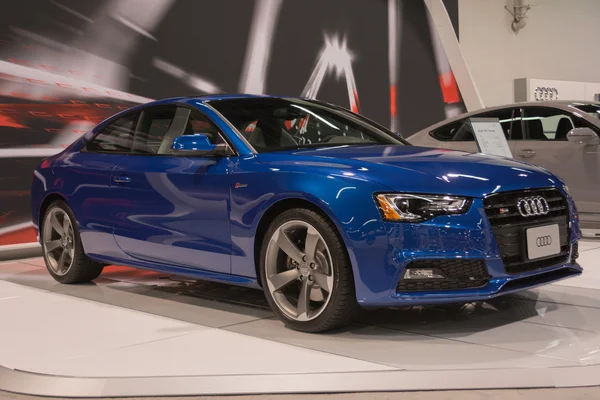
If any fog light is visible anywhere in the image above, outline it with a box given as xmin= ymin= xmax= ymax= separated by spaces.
xmin=403 ymin=268 xmax=445 ymax=280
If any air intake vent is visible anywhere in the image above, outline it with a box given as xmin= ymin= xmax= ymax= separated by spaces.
xmin=397 ymin=259 xmax=489 ymax=292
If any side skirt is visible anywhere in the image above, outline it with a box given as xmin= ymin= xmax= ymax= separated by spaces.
xmin=87 ymin=253 xmax=262 ymax=289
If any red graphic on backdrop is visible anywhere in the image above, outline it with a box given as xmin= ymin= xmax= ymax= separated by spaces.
xmin=0 ymin=114 xmax=27 ymax=128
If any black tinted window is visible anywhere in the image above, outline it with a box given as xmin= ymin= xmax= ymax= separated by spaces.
xmin=87 ymin=113 xmax=138 ymax=153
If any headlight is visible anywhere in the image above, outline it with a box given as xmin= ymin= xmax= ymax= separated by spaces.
xmin=563 ymin=184 xmax=570 ymax=194
xmin=375 ymin=193 xmax=472 ymax=222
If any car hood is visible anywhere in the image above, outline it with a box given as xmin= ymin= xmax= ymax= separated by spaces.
xmin=255 ymin=145 xmax=561 ymax=198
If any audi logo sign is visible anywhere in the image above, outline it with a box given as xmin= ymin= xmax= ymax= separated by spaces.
xmin=534 ymin=87 xmax=559 ymax=101
xmin=536 ymin=235 xmax=553 ymax=247
xmin=517 ymin=197 xmax=550 ymax=217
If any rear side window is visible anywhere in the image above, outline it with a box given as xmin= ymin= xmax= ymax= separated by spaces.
xmin=479 ymin=108 xmax=520 ymax=139
xmin=430 ymin=120 xmax=473 ymax=142
xmin=430 ymin=108 xmax=520 ymax=142
xmin=86 ymin=113 xmax=139 ymax=153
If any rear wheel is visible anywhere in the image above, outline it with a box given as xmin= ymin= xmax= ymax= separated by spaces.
xmin=260 ymin=208 xmax=357 ymax=332
xmin=41 ymin=201 xmax=103 ymax=284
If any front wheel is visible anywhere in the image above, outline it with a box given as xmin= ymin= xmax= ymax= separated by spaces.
xmin=260 ymin=208 xmax=357 ymax=332
xmin=41 ymin=201 xmax=104 ymax=284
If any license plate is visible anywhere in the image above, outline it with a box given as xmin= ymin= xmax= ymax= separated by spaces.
xmin=526 ymin=224 xmax=560 ymax=260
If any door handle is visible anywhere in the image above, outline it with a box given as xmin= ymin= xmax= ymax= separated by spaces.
xmin=113 ymin=174 xmax=131 ymax=184
xmin=518 ymin=149 xmax=536 ymax=158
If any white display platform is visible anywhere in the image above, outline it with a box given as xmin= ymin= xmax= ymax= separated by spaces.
xmin=1 ymin=241 xmax=600 ymax=397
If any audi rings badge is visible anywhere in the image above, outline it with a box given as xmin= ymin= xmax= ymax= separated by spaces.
xmin=517 ymin=197 xmax=550 ymax=217
xmin=536 ymin=235 xmax=553 ymax=247
xmin=534 ymin=87 xmax=559 ymax=101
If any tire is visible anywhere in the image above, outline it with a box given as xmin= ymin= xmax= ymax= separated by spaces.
xmin=260 ymin=208 xmax=358 ymax=332
xmin=41 ymin=200 xmax=104 ymax=284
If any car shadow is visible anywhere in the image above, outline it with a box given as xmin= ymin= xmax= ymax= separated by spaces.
xmin=5 ymin=263 xmax=591 ymax=341
xmin=96 ymin=271 xmax=568 ymax=339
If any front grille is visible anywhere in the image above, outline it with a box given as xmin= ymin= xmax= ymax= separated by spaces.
xmin=483 ymin=188 xmax=570 ymax=274
xmin=396 ymin=259 xmax=489 ymax=292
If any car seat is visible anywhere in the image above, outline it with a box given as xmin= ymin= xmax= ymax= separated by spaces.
xmin=526 ymin=119 xmax=547 ymax=140
xmin=555 ymin=117 xmax=574 ymax=140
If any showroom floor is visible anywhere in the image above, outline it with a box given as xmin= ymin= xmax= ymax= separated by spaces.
xmin=1 ymin=242 xmax=600 ymax=397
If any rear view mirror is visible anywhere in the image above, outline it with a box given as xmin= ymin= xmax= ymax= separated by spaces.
xmin=172 ymin=134 xmax=216 ymax=154
xmin=567 ymin=128 xmax=600 ymax=145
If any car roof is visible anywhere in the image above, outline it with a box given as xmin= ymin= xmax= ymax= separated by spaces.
xmin=456 ymin=100 xmax=600 ymax=119
xmin=141 ymin=93 xmax=288 ymax=107
xmin=418 ymin=100 xmax=600 ymax=132
xmin=100 ymin=94 xmax=289 ymax=124
xmin=187 ymin=93 xmax=273 ymax=101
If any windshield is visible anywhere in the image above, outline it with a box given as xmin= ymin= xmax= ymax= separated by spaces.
xmin=209 ymin=97 xmax=406 ymax=153
xmin=572 ymin=104 xmax=600 ymax=120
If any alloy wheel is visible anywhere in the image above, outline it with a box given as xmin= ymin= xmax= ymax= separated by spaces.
xmin=42 ymin=208 xmax=75 ymax=276
xmin=265 ymin=220 xmax=335 ymax=322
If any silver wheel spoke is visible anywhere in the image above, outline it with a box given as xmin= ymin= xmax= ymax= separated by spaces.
xmin=274 ymin=229 xmax=304 ymax=264
xmin=45 ymin=239 xmax=61 ymax=253
xmin=63 ymin=217 xmax=70 ymax=238
xmin=297 ymin=279 xmax=312 ymax=319
xmin=57 ymin=248 xmax=68 ymax=272
xmin=304 ymin=226 xmax=320 ymax=263
xmin=269 ymin=269 xmax=300 ymax=292
xmin=50 ymin=214 xmax=64 ymax=237
xmin=312 ymin=270 xmax=332 ymax=292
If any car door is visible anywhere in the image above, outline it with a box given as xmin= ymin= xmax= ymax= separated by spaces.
xmin=514 ymin=106 xmax=600 ymax=216
xmin=110 ymin=105 xmax=236 ymax=273
xmin=60 ymin=111 xmax=140 ymax=260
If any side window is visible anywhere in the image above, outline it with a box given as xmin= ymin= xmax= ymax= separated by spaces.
xmin=430 ymin=120 xmax=473 ymax=142
xmin=430 ymin=109 xmax=523 ymax=142
xmin=430 ymin=121 xmax=462 ymax=141
xmin=182 ymin=110 xmax=225 ymax=145
xmin=86 ymin=113 xmax=138 ymax=153
xmin=143 ymin=108 xmax=229 ymax=155
xmin=478 ymin=108 xmax=521 ymax=140
xmin=521 ymin=107 xmax=591 ymax=141
xmin=132 ymin=106 xmax=177 ymax=154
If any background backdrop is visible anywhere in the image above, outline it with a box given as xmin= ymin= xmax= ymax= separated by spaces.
xmin=0 ymin=0 xmax=462 ymax=245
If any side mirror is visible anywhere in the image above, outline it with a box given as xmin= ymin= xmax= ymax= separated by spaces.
xmin=567 ymin=127 xmax=600 ymax=145
xmin=172 ymin=134 xmax=217 ymax=154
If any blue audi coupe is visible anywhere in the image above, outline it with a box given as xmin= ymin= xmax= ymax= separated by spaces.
xmin=31 ymin=95 xmax=582 ymax=332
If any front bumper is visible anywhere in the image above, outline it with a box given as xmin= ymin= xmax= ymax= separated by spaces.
xmin=353 ymin=193 xmax=582 ymax=308
xmin=389 ymin=256 xmax=581 ymax=306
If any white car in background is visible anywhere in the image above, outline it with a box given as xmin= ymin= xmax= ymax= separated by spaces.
xmin=408 ymin=101 xmax=600 ymax=231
